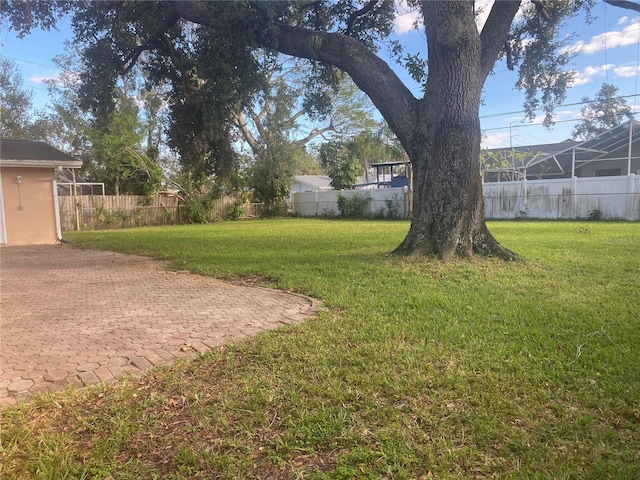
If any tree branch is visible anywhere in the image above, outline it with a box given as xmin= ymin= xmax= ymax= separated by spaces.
xmin=479 ymin=1 xmax=521 ymax=81
xmin=294 ymin=125 xmax=335 ymax=147
xmin=531 ymin=0 xmax=551 ymax=21
xmin=290 ymin=108 xmax=307 ymax=124
xmin=272 ymin=25 xmax=418 ymax=151
xmin=121 ymin=9 xmax=181 ymax=75
xmin=232 ymin=112 xmax=260 ymax=152
xmin=345 ymin=0 xmax=378 ymax=36
xmin=158 ymin=35 xmax=196 ymax=97
xmin=247 ymin=109 xmax=267 ymax=140
xmin=604 ymin=0 xmax=640 ymax=13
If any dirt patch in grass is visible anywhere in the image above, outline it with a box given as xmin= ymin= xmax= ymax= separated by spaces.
xmin=228 ymin=275 xmax=280 ymax=288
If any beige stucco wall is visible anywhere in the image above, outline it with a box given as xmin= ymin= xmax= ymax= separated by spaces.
xmin=1 ymin=167 xmax=58 ymax=245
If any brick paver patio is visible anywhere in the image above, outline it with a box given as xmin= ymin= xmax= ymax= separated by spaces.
xmin=0 ymin=245 xmax=320 ymax=408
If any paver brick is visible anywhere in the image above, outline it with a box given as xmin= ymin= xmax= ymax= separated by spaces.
xmin=7 ymin=379 xmax=34 ymax=393
xmin=44 ymin=370 xmax=69 ymax=382
xmin=78 ymin=371 xmax=100 ymax=386
xmin=108 ymin=366 xmax=127 ymax=379
xmin=1 ymin=245 xmax=320 ymax=406
xmin=130 ymin=357 xmax=153 ymax=371
xmin=93 ymin=367 xmax=116 ymax=383
xmin=77 ymin=363 xmax=101 ymax=372
xmin=107 ymin=356 xmax=129 ymax=366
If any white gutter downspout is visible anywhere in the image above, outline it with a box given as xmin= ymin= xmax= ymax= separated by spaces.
xmin=0 ymin=170 xmax=7 ymax=244
xmin=53 ymin=170 xmax=63 ymax=242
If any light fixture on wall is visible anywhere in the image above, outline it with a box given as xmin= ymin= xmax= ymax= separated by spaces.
xmin=16 ymin=175 xmax=23 ymax=210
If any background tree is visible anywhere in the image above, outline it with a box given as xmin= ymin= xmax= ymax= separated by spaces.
xmin=0 ymin=58 xmax=38 ymax=138
xmin=233 ymin=54 xmax=377 ymax=154
xmin=234 ymin=53 xmax=377 ymax=205
xmin=3 ymin=0 xmax=604 ymax=260
xmin=250 ymin=134 xmax=300 ymax=215
xmin=318 ymin=140 xmax=363 ymax=190
xmin=346 ymin=126 xmax=408 ymax=183
xmin=572 ymin=83 xmax=633 ymax=141
xmin=88 ymin=95 xmax=163 ymax=196
xmin=41 ymin=45 xmax=93 ymax=157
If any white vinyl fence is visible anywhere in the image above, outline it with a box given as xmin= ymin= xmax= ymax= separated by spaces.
xmin=292 ymin=187 xmax=410 ymax=218
xmin=292 ymin=176 xmax=639 ymax=221
xmin=483 ymin=175 xmax=640 ymax=220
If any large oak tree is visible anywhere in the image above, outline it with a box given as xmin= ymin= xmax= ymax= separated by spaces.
xmin=2 ymin=0 xmax=597 ymax=259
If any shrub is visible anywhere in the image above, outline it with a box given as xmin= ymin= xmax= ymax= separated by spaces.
xmin=383 ymin=194 xmax=401 ymax=219
xmin=587 ymin=208 xmax=603 ymax=221
xmin=337 ymin=193 xmax=370 ymax=218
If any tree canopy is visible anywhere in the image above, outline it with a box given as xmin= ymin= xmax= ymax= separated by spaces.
xmin=1 ymin=0 xmax=602 ymax=259
xmin=572 ymin=83 xmax=633 ymax=141
xmin=0 ymin=58 xmax=39 ymax=139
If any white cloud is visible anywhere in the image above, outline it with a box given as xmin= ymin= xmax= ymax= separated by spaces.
xmin=614 ymin=65 xmax=639 ymax=77
xmin=481 ymin=131 xmax=510 ymax=149
xmin=30 ymin=71 xmax=80 ymax=87
xmin=474 ymin=0 xmax=494 ymax=32
xmin=617 ymin=16 xmax=630 ymax=26
xmin=394 ymin=0 xmax=525 ymax=35
xmin=554 ymin=109 xmax=579 ymax=121
xmin=394 ymin=1 xmax=422 ymax=35
xmin=475 ymin=1 xmax=525 ymax=33
xmin=30 ymin=75 xmax=58 ymax=85
xmin=569 ymin=64 xmax=613 ymax=86
xmin=568 ymin=19 xmax=640 ymax=55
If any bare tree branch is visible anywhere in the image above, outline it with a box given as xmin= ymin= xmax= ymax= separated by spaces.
xmin=293 ymin=125 xmax=335 ymax=147
xmin=479 ymin=1 xmax=521 ymax=81
xmin=345 ymin=0 xmax=379 ymax=36
xmin=232 ymin=112 xmax=259 ymax=152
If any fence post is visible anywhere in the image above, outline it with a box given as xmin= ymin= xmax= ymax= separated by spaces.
xmin=629 ymin=173 xmax=636 ymax=221
xmin=572 ymin=176 xmax=578 ymax=219
xmin=522 ymin=177 xmax=528 ymax=217
xmin=72 ymin=169 xmax=80 ymax=230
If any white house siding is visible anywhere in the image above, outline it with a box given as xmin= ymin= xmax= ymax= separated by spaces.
xmin=483 ymin=175 xmax=640 ymax=220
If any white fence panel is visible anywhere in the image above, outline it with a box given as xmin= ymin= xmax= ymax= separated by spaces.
xmin=483 ymin=175 xmax=640 ymax=220
xmin=292 ymin=187 xmax=410 ymax=218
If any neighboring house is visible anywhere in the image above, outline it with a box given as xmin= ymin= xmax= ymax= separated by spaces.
xmin=290 ymin=175 xmax=333 ymax=193
xmin=483 ymin=120 xmax=640 ymax=182
xmin=0 ymin=139 xmax=82 ymax=245
xmin=358 ymin=161 xmax=410 ymax=189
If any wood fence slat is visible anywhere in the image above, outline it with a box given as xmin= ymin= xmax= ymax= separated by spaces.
xmin=58 ymin=194 xmax=263 ymax=231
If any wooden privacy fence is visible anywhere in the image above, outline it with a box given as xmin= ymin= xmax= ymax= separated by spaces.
xmin=58 ymin=195 xmax=264 ymax=231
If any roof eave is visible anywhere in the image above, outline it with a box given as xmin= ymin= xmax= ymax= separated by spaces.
xmin=0 ymin=159 xmax=83 ymax=168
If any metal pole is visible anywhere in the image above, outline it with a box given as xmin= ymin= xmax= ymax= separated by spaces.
xmin=72 ymin=169 xmax=80 ymax=231
xmin=571 ymin=147 xmax=576 ymax=178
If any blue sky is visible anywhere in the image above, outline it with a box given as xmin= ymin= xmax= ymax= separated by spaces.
xmin=1 ymin=1 xmax=638 ymax=149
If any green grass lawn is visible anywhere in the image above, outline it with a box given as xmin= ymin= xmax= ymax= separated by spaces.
xmin=2 ymin=219 xmax=639 ymax=479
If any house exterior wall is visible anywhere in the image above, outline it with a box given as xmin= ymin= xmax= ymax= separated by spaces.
xmin=0 ymin=167 xmax=59 ymax=245
xmin=290 ymin=181 xmax=323 ymax=193
xmin=577 ymin=143 xmax=640 ymax=177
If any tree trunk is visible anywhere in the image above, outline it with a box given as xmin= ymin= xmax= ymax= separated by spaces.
xmin=393 ymin=1 xmax=516 ymax=260
xmin=395 ymin=105 xmax=515 ymax=260
xmin=175 ymin=0 xmax=521 ymax=260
